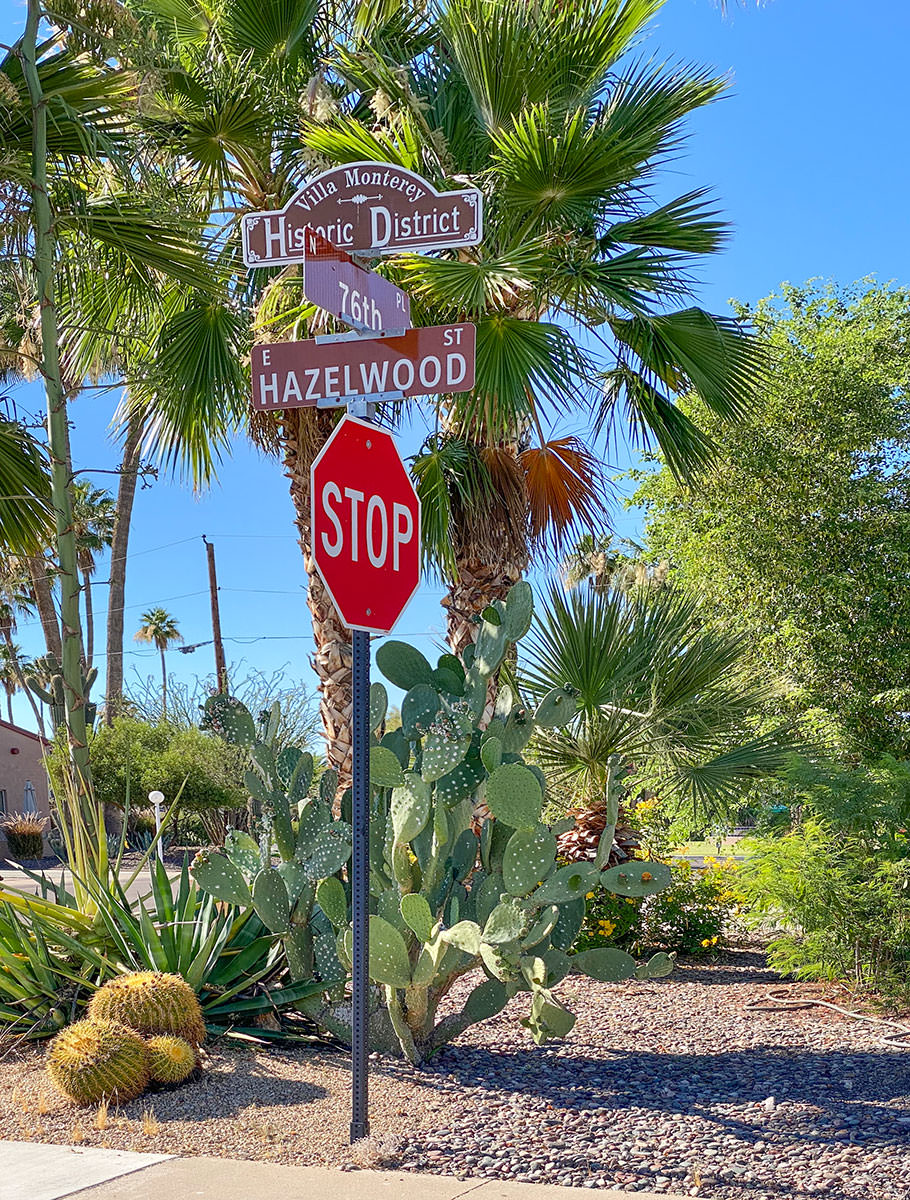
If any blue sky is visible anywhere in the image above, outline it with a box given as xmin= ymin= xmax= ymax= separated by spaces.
xmin=2 ymin=0 xmax=909 ymax=731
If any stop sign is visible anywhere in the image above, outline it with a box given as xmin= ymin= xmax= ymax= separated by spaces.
xmin=310 ymin=415 xmax=421 ymax=634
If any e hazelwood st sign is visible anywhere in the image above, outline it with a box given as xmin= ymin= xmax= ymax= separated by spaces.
xmin=251 ymin=323 xmax=476 ymax=410
xmin=242 ymin=162 xmax=483 ymax=264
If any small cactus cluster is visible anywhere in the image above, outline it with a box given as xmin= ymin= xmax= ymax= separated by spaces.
xmin=191 ymin=698 xmax=349 ymax=989
xmin=361 ymin=582 xmax=674 ymax=1061
xmin=47 ymin=972 xmax=202 ymax=1105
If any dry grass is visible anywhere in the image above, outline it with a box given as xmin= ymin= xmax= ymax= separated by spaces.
xmin=0 ymin=1039 xmax=443 ymax=1167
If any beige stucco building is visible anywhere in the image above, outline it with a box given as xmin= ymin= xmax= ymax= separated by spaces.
xmin=0 ymin=718 xmax=50 ymax=857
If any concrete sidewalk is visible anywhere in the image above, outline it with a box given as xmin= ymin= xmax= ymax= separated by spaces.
xmin=2 ymin=1142 xmax=683 ymax=1200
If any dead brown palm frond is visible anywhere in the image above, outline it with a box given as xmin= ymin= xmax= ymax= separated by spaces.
xmin=519 ymin=435 xmax=608 ymax=550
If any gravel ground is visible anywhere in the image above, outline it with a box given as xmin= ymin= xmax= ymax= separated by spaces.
xmin=1 ymin=946 xmax=908 ymax=1199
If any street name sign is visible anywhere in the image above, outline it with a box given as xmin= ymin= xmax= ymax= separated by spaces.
xmin=311 ymin=415 xmax=421 ymax=634
xmin=252 ymin=323 xmax=475 ymax=410
xmin=302 ymin=227 xmax=410 ymax=331
xmin=243 ymin=161 xmax=483 ymax=265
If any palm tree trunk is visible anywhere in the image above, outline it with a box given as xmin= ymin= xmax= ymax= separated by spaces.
xmin=25 ymin=554 xmax=61 ymax=660
xmin=160 ymin=646 xmax=167 ymax=719
xmin=281 ymin=409 xmax=354 ymax=787
xmin=442 ymin=554 xmax=527 ymax=656
xmin=6 ymin=691 xmax=13 ymax=724
xmin=21 ymin=1 xmax=90 ymax=787
xmin=104 ymin=411 xmax=142 ymax=722
xmin=82 ymin=569 xmax=94 ymax=670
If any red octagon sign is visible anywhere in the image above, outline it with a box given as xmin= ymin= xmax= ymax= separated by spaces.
xmin=311 ymin=416 xmax=421 ymax=634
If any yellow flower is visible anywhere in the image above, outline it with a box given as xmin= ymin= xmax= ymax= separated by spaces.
xmin=586 ymin=892 xmax=595 ymax=899
xmin=700 ymin=938 xmax=711 ymax=947
xmin=625 ymin=897 xmax=636 ymax=905
xmin=598 ymin=919 xmax=616 ymax=935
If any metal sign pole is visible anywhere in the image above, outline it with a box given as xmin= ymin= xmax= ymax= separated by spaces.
xmin=350 ymin=620 xmax=370 ymax=1142
xmin=348 ymin=393 xmax=373 ymax=1144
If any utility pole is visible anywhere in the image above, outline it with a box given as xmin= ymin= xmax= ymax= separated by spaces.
xmin=202 ymin=536 xmax=228 ymax=693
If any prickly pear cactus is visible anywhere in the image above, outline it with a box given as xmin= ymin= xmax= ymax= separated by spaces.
xmin=192 ymin=697 xmax=350 ymax=991
xmin=362 ymin=581 xmax=673 ymax=1062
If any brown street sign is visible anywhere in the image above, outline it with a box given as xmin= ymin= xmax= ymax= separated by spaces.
xmin=243 ymin=161 xmax=483 ymax=265
xmin=302 ymin=227 xmax=410 ymax=331
xmin=252 ymin=324 xmax=476 ymax=410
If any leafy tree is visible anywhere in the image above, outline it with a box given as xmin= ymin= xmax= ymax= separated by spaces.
xmin=134 ymin=608 xmax=182 ymax=718
xmin=634 ymin=280 xmax=910 ymax=758
xmin=46 ymin=715 xmax=247 ymax=817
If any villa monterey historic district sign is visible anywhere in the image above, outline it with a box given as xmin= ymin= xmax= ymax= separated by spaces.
xmin=242 ymin=161 xmax=483 ymax=264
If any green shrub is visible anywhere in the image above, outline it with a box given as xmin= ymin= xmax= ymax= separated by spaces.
xmin=637 ymin=858 xmax=742 ymax=954
xmin=575 ymin=884 xmax=642 ymax=951
xmin=575 ymin=856 xmax=742 ymax=956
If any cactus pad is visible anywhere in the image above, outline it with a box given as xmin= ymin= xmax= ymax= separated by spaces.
xmin=503 ymin=580 xmax=533 ymax=641
xmin=441 ymin=920 xmax=482 ymax=955
xmin=421 ymin=729 xmax=470 ymax=782
xmin=191 ymin=851 xmax=252 ymax=906
xmin=502 ymin=825 xmax=557 ymax=895
xmin=573 ymin=947 xmax=638 ymax=983
xmin=370 ymin=682 xmax=388 ymax=732
xmin=534 ymin=686 xmax=577 ymax=729
xmin=391 ymin=773 xmax=431 ymax=843
xmin=316 ymin=877 xmax=348 ymax=929
xmin=297 ymin=823 xmax=352 ymax=880
xmin=600 ymin=860 xmax=671 ymax=897
xmin=370 ymin=745 xmax=406 ymax=789
xmin=203 ymin=694 xmax=256 ymax=746
xmin=376 ymin=641 xmax=434 ymax=689
xmin=401 ymin=683 xmax=440 ymax=739
xmin=482 ymin=898 xmax=527 ymax=945
xmin=368 ymin=915 xmax=412 ymax=988
xmin=400 ymin=893 xmax=435 ymax=942
xmin=224 ymin=829 xmax=260 ymax=877
xmin=480 ymin=735 xmax=503 ymax=773
xmin=521 ymin=903 xmax=560 ymax=949
xmin=47 ymin=1019 xmax=149 ymax=1105
xmin=463 ymin=977 xmax=508 ymax=1023
xmin=532 ymin=862 xmax=598 ymax=904
xmin=252 ymin=869 xmax=291 ymax=934
xmin=484 ymin=762 xmax=542 ymax=830
xmin=435 ymin=752 xmax=485 ymax=807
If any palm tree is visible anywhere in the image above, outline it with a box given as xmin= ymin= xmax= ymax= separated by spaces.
xmin=134 ymin=608 xmax=182 ymax=719
xmin=0 ymin=641 xmax=32 ymax=724
xmin=71 ymin=482 xmax=116 ymax=671
xmin=128 ymin=0 xmax=766 ymax=778
xmin=311 ymin=0 xmax=766 ymax=657
xmin=2 ymin=0 xmax=247 ymax=787
xmin=562 ymin=533 xmax=668 ymax=593
xmin=521 ymin=583 xmax=794 ymax=825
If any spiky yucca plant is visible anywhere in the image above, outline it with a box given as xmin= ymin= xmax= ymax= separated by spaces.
xmin=47 ymin=1019 xmax=148 ymax=1105
xmin=88 ymin=971 xmax=205 ymax=1046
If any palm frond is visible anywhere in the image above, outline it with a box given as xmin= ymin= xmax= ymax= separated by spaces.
xmin=600 ymin=187 xmax=728 ymax=255
xmin=0 ymin=423 xmax=52 ymax=556
xmin=519 ymin=436 xmax=609 ymax=550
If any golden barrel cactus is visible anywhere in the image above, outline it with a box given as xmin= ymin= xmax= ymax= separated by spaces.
xmin=88 ymin=971 xmax=205 ymax=1046
xmin=146 ymin=1035 xmax=198 ymax=1084
xmin=47 ymin=1019 xmax=149 ymax=1105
